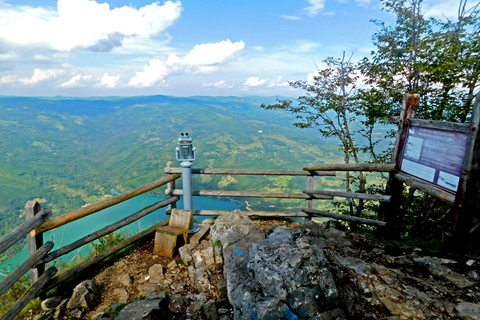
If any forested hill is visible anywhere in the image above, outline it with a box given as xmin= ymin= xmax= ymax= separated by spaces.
xmin=0 ymin=95 xmax=344 ymax=261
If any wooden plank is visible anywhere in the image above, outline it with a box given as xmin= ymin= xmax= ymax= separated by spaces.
xmin=303 ymin=189 xmax=391 ymax=202
xmin=2 ymin=266 xmax=57 ymax=320
xmin=38 ymin=219 xmax=169 ymax=296
xmin=165 ymin=189 xmax=333 ymax=200
xmin=26 ymin=201 xmax=45 ymax=288
xmin=452 ymin=94 xmax=480 ymax=244
xmin=394 ymin=172 xmax=455 ymax=204
xmin=408 ymin=119 xmax=471 ymax=133
xmin=302 ymin=208 xmax=387 ymax=227
xmin=303 ymin=163 xmax=396 ymax=172
xmin=189 ymin=225 xmax=210 ymax=245
xmin=164 ymin=167 xmax=336 ymax=176
xmin=305 ymin=170 xmax=314 ymax=221
xmin=40 ymin=197 xmax=179 ymax=264
xmin=181 ymin=209 xmax=310 ymax=218
xmin=0 ymin=242 xmax=54 ymax=298
xmin=166 ymin=162 xmax=177 ymax=212
xmin=0 ymin=208 xmax=51 ymax=256
xmin=33 ymin=174 xmax=180 ymax=235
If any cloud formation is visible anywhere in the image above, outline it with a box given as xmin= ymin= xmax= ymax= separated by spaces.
xmin=129 ymin=40 xmax=245 ymax=87
xmin=302 ymin=0 xmax=326 ymax=16
xmin=0 ymin=0 xmax=182 ymax=52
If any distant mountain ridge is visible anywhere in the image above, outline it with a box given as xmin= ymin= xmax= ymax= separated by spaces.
xmin=0 ymin=95 xmax=342 ymax=261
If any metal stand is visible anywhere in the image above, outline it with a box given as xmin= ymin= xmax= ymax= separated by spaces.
xmin=181 ymin=160 xmax=200 ymax=233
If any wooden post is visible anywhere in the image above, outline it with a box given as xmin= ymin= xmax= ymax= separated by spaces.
xmin=26 ymin=201 xmax=45 ymax=285
xmin=451 ymin=95 xmax=480 ymax=249
xmin=166 ymin=161 xmax=177 ymax=213
xmin=305 ymin=164 xmax=314 ymax=222
xmin=378 ymin=94 xmax=420 ymax=238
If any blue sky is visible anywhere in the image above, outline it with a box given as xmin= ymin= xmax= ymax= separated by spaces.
xmin=0 ymin=0 xmax=466 ymax=97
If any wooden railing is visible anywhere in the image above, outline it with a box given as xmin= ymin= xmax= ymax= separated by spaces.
xmin=1 ymin=162 xmax=395 ymax=319
xmin=0 ymin=174 xmax=180 ymax=320
xmin=164 ymin=162 xmax=396 ymax=227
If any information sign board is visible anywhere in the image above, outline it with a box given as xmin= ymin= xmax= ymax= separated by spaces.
xmin=400 ymin=125 xmax=468 ymax=192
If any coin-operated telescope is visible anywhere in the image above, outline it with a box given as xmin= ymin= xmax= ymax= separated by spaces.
xmin=175 ymin=132 xmax=199 ymax=233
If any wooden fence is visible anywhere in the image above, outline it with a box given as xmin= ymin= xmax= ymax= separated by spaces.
xmin=163 ymin=162 xmax=395 ymax=227
xmin=0 ymin=174 xmax=180 ymax=320
xmin=0 ymin=162 xmax=395 ymax=319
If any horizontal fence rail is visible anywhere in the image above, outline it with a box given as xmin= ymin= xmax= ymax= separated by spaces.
xmin=0 ymin=242 xmax=54 ymax=297
xmin=165 ymin=189 xmax=334 ymax=200
xmin=303 ymin=163 xmax=396 ymax=172
xmin=303 ymin=190 xmax=391 ymax=202
xmin=39 ymin=196 xmax=179 ymax=265
xmin=0 ymin=209 xmax=52 ymax=255
xmin=33 ymin=174 xmax=180 ymax=235
xmin=164 ymin=167 xmax=336 ymax=176
xmin=166 ymin=209 xmax=310 ymax=218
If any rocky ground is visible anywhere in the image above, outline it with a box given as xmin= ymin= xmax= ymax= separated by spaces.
xmin=27 ymin=213 xmax=479 ymax=320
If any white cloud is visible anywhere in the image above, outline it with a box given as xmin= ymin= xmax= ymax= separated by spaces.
xmin=0 ymin=75 xmax=18 ymax=84
xmin=98 ymin=73 xmax=121 ymax=88
xmin=19 ymin=68 xmax=65 ymax=85
xmin=0 ymin=0 xmax=183 ymax=52
xmin=58 ymin=74 xmax=92 ymax=88
xmin=182 ymin=40 xmax=246 ymax=66
xmin=128 ymin=40 xmax=245 ymax=87
xmin=282 ymin=15 xmax=301 ymax=20
xmin=203 ymin=80 xmax=232 ymax=88
xmin=244 ymin=77 xmax=267 ymax=87
xmin=302 ymin=0 xmax=326 ymax=16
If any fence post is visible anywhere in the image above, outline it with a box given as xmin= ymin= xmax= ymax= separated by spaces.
xmin=26 ymin=201 xmax=45 ymax=285
xmin=305 ymin=164 xmax=314 ymax=222
xmin=378 ymin=94 xmax=420 ymax=238
xmin=166 ymin=161 xmax=177 ymax=213
xmin=451 ymin=94 xmax=480 ymax=249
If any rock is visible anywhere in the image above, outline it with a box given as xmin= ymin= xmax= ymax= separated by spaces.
xmin=179 ymin=246 xmax=194 ymax=266
xmin=210 ymin=210 xmax=265 ymax=248
xmin=148 ymin=264 xmax=164 ymax=283
xmin=137 ymin=283 xmax=158 ymax=297
xmin=53 ymin=299 xmax=68 ymax=320
xmin=201 ymin=218 xmax=216 ymax=226
xmin=167 ymin=260 xmax=177 ymax=269
xmin=226 ymin=226 xmax=338 ymax=319
xmin=468 ymin=270 xmax=479 ymax=281
xmin=203 ymin=300 xmax=218 ymax=320
xmin=114 ymin=297 xmax=166 ymax=320
xmin=69 ymin=308 xmax=85 ymax=319
xmin=112 ymin=288 xmax=128 ymax=304
xmin=117 ymin=274 xmax=132 ymax=287
xmin=67 ymin=279 xmax=99 ymax=311
xmin=455 ymin=301 xmax=480 ymax=320
xmin=33 ymin=312 xmax=53 ymax=320
xmin=41 ymin=296 xmax=62 ymax=311
xmin=168 ymin=293 xmax=186 ymax=313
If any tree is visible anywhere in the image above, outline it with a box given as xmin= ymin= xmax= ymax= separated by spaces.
xmin=262 ymin=52 xmax=371 ymax=218
xmin=359 ymin=0 xmax=480 ymax=124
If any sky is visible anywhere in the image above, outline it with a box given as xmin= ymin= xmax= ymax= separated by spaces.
xmin=0 ymin=0 xmax=468 ymax=97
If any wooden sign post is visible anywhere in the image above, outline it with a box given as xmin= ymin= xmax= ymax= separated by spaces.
xmin=380 ymin=93 xmax=480 ymax=249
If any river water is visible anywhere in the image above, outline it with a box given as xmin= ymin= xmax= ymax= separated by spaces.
xmin=0 ymin=195 xmax=239 ymax=278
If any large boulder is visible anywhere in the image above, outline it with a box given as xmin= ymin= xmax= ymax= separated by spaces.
xmin=228 ymin=226 xmax=338 ymax=319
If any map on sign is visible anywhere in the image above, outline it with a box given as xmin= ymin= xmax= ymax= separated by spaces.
xmin=400 ymin=125 xmax=468 ymax=192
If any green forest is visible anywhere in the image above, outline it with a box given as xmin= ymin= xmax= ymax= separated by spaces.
xmin=1 ymin=0 xmax=480 ymax=262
